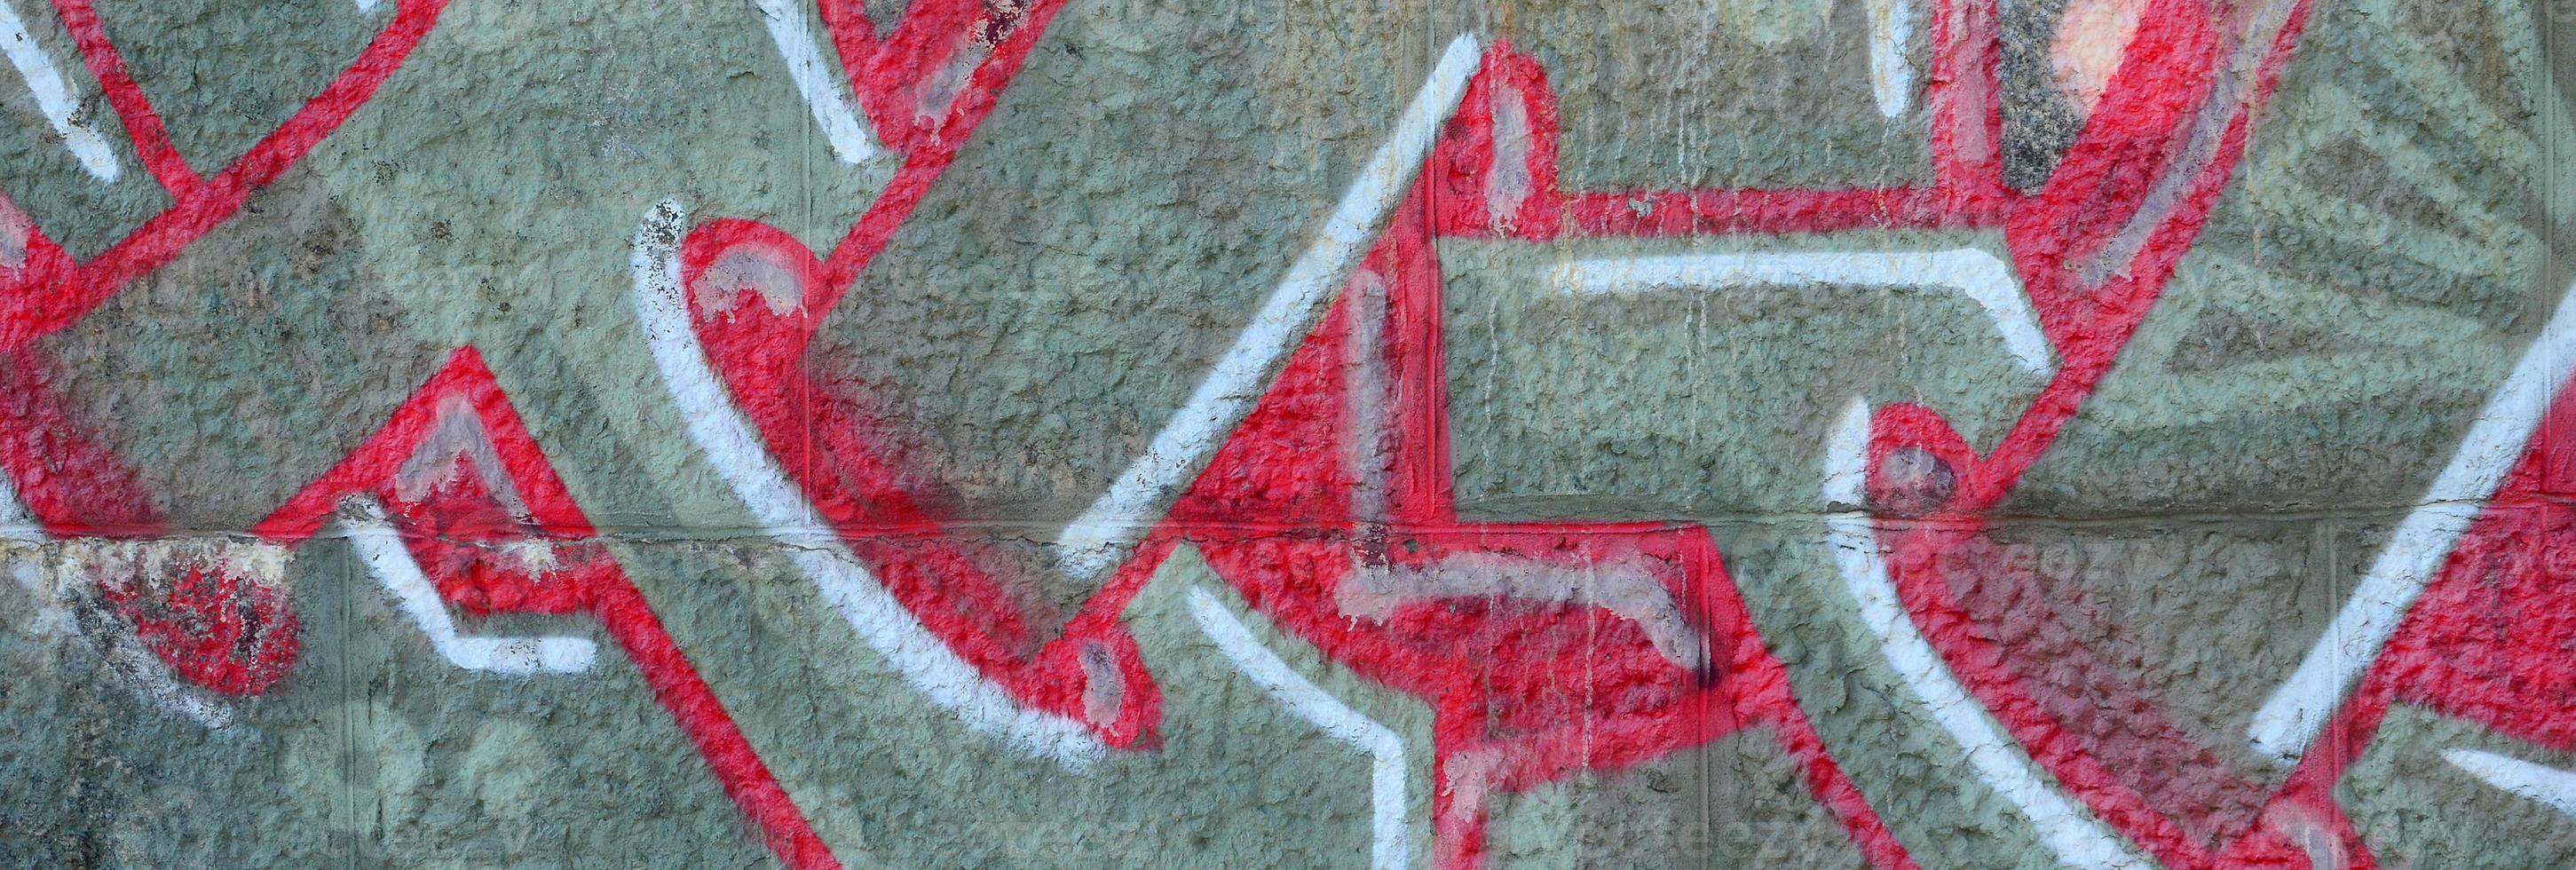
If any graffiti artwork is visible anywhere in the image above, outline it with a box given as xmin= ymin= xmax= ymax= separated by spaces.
xmin=2 ymin=0 xmax=2571 ymax=866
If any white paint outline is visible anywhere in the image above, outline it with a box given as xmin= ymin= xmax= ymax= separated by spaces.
xmin=1054 ymin=34 xmax=1483 ymax=580
xmin=1823 ymin=398 xmax=2150 ymax=869
xmin=1189 ymin=585 xmax=1410 ymax=870
xmin=753 ymin=0 xmax=885 ymax=166
xmin=0 ymin=0 xmax=120 ymax=181
xmin=1 ymin=460 xmax=239 ymax=729
xmin=1555 ymin=249 xmax=2056 ymax=378
xmin=2444 ymin=747 xmax=2576 ymax=818
xmin=339 ymin=496 xmax=597 ymax=676
xmin=1866 ymin=0 xmax=1916 ymax=118
xmin=0 ymin=458 xmax=37 ymax=542
xmin=2249 ymin=278 xmax=2576 ymax=763
xmin=632 ymin=199 xmax=1110 ymax=771
xmin=638 ymin=34 xmax=1481 ymax=769
xmin=77 ymin=598 xmax=238 ymax=730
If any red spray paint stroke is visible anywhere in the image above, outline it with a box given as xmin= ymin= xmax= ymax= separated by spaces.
xmin=0 ymin=0 xmax=449 ymax=724
xmin=816 ymin=0 xmax=1040 ymax=157
xmin=0 ymin=3 xmax=1069 ymax=865
xmin=2368 ymin=378 xmax=2576 ymax=756
xmin=1427 ymin=0 xmax=2012 ymax=244
xmin=1856 ymin=1 xmax=2353 ymax=866
xmin=0 ymin=345 xmax=299 ymax=694
xmin=673 ymin=0 xmax=2347 ymax=865
xmin=813 ymin=0 xmax=1071 ymax=290
xmin=2194 ymin=374 xmax=2576 ymax=869
xmin=4 ymin=0 xmax=1056 ymax=354
xmin=673 ymin=0 xmax=1157 ymax=747
xmin=8 ymin=0 xmax=2455 ymax=866
xmin=0 ymin=0 xmax=452 ymax=351
xmin=1418 ymin=0 xmax=2334 ymax=862
xmin=1180 ymin=199 xmax=1922 ymax=869
xmin=2 ymin=343 xmax=842 ymax=866
xmin=1436 ymin=0 xmax=2345 ymax=864
xmin=684 ymin=216 xmax=1165 ymax=747
xmin=0 ymin=194 xmax=71 ymax=300
xmin=250 ymin=348 xmax=843 ymax=870
xmin=684 ymin=188 xmax=1924 ymax=868
xmin=1435 ymin=0 xmax=2344 ymax=861
xmin=48 ymin=0 xmax=201 ymax=194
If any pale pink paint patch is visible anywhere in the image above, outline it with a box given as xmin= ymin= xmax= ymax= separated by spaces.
xmin=698 ymin=244 xmax=810 ymax=316
xmin=0 ymin=194 xmax=29 ymax=273
xmin=1483 ymin=84 xmax=1533 ymax=229
xmin=2051 ymin=0 xmax=2146 ymax=112
xmin=1079 ymin=640 xmax=1124 ymax=729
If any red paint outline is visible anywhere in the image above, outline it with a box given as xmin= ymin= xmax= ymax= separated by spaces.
xmin=24 ymin=0 xmax=2520 ymax=866
xmin=49 ymin=0 xmax=201 ymax=193
xmin=675 ymin=0 xmax=2368 ymax=866
xmin=0 ymin=0 xmax=452 ymax=350
xmin=251 ymin=348 xmax=843 ymax=870
xmin=0 ymin=2 xmax=1071 ymax=866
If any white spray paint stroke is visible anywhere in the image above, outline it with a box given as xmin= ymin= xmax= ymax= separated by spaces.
xmin=1189 ymin=586 xmax=1410 ymax=870
xmin=0 ymin=472 xmax=233 ymax=729
xmin=1557 ymin=249 xmax=2054 ymax=378
xmin=1339 ymin=554 xmax=1704 ymax=670
xmin=0 ymin=459 xmax=39 ymax=542
xmin=356 ymin=0 xmax=380 ymax=12
xmin=0 ymin=0 xmax=119 ymax=181
xmin=1054 ymin=34 xmax=1483 ymax=580
xmin=340 ymin=496 xmax=597 ymax=675
xmin=397 ymin=394 xmax=535 ymax=515
xmin=2444 ymin=748 xmax=2576 ymax=818
xmin=88 ymin=605 xmax=237 ymax=729
xmin=752 ymin=0 xmax=884 ymax=165
xmin=1824 ymin=399 xmax=2150 ymax=869
xmin=1866 ymin=0 xmax=1916 ymax=118
xmin=2249 ymin=278 xmax=2576 ymax=763
xmin=631 ymin=199 xmax=1109 ymax=771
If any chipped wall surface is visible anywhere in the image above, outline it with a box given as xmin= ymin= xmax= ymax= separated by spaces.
xmin=0 ymin=0 xmax=2572 ymax=866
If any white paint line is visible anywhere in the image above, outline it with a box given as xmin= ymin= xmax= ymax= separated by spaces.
xmin=398 ymin=394 xmax=536 ymax=518
xmin=1824 ymin=399 xmax=2151 ymax=869
xmin=632 ymin=199 xmax=1108 ymax=771
xmin=0 ymin=459 xmax=41 ymax=543
xmin=2444 ymin=748 xmax=2576 ymax=818
xmin=340 ymin=496 xmax=597 ymax=676
xmin=753 ymin=0 xmax=884 ymax=165
xmin=88 ymin=604 xmax=237 ymax=730
xmin=2249 ymin=278 xmax=2576 ymax=763
xmin=0 ymin=465 xmax=235 ymax=729
xmin=0 ymin=0 xmax=118 ymax=181
xmin=356 ymin=0 xmax=380 ymax=12
xmin=2082 ymin=0 xmax=2301 ymax=284
xmin=1822 ymin=397 xmax=1870 ymax=510
xmin=1189 ymin=586 xmax=1410 ymax=870
xmin=1557 ymin=249 xmax=2055 ymax=378
xmin=1341 ymin=553 xmax=1704 ymax=670
xmin=1866 ymin=0 xmax=1916 ymax=118
xmin=1054 ymin=34 xmax=1482 ymax=580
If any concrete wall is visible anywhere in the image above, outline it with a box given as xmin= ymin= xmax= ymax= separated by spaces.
xmin=0 ymin=0 xmax=2570 ymax=866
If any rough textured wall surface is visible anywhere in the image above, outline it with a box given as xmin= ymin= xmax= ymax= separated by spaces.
xmin=0 ymin=0 xmax=2570 ymax=866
